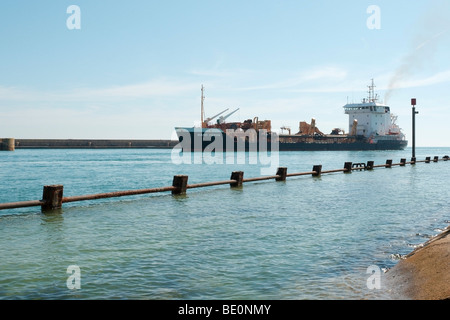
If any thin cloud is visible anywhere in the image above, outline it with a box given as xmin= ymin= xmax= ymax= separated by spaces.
xmin=0 ymin=79 xmax=198 ymax=103
xmin=189 ymin=69 xmax=240 ymax=78
xmin=238 ymin=66 xmax=348 ymax=91
xmin=188 ymin=67 xmax=256 ymax=80
xmin=301 ymin=67 xmax=348 ymax=81
xmin=415 ymin=29 xmax=449 ymax=51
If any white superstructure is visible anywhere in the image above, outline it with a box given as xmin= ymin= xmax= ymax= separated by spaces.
xmin=343 ymin=80 xmax=405 ymax=141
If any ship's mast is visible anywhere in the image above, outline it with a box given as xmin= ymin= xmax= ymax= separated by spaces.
xmin=367 ymin=79 xmax=378 ymax=102
xmin=201 ymin=85 xmax=205 ymax=126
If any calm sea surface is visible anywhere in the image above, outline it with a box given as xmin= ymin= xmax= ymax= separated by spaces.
xmin=0 ymin=147 xmax=449 ymax=300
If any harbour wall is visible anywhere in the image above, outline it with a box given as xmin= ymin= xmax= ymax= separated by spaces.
xmin=13 ymin=139 xmax=178 ymax=149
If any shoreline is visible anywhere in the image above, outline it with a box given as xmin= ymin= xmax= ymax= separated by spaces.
xmin=385 ymin=225 xmax=450 ymax=300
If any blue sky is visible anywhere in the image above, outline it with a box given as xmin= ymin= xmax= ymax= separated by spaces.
xmin=1 ymin=0 xmax=449 ymax=146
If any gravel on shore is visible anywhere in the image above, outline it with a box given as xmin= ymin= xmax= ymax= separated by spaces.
xmin=385 ymin=225 xmax=450 ymax=300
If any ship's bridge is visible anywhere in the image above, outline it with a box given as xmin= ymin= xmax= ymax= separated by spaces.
xmin=343 ymin=102 xmax=390 ymax=114
xmin=344 ymin=102 xmax=390 ymax=114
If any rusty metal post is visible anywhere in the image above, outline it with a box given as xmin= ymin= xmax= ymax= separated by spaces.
xmin=366 ymin=161 xmax=374 ymax=170
xmin=275 ymin=167 xmax=287 ymax=181
xmin=425 ymin=157 xmax=431 ymax=163
xmin=344 ymin=162 xmax=352 ymax=173
xmin=172 ymin=175 xmax=188 ymax=195
xmin=385 ymin=159 xmax=393 ymax=168
xmin=312 ymin=165 xmax=322 ymax=177
xmin=230 ymin=171 xmax=244 ymax=187
xmin=400 ymin=158 xmax=406 ymax=166
xmin=411 ymin=157 xmax=416 ymax=165
xmin=42 ymin=185 xmax=64 ymax=211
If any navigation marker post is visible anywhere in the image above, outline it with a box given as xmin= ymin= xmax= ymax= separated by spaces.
xmin=411 ymin=98 xmax=418 ymax=160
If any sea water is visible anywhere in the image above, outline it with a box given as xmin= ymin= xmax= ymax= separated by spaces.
xmin=0 ymin=147 xmax=449 ymax=299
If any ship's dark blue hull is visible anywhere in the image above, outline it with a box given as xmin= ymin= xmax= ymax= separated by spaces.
xmin=278 ymin=139 xmax=408 ymax=151
xmin=174 ymin=128 xmax=408 ymax=152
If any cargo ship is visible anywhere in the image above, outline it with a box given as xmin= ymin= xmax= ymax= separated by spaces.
xmin=175 ymin=81 xmax=408 ymax=151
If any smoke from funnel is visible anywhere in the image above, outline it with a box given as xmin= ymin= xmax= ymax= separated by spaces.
xmin=384 ymin=2 xmax=450 ymax=103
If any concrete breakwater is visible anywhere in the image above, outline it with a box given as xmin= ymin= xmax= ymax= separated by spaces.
xmin=14 ymin=139 xmax=178 ymax=149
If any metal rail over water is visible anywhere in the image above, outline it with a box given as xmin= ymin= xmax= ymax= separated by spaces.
xmin=0 ymin=155 xmax=448 ymax=212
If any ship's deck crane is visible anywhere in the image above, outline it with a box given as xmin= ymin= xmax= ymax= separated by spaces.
xmin=217 ymin=108 xmax=240 ymax=124
xmin=204 ymin=108 xmax=229 ymax=124
xmin=280 ymin=126 xmax=291 ymax=135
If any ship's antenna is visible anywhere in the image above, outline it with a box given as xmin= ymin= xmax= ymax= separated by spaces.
xmin=367 ymin=79 xmax=377 ymax=102
xmin=201 ymin=85 xmax=205 ymax=126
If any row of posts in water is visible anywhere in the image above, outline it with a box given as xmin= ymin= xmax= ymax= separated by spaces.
xmin=0 ymin=155 xmax=448 ymax=213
